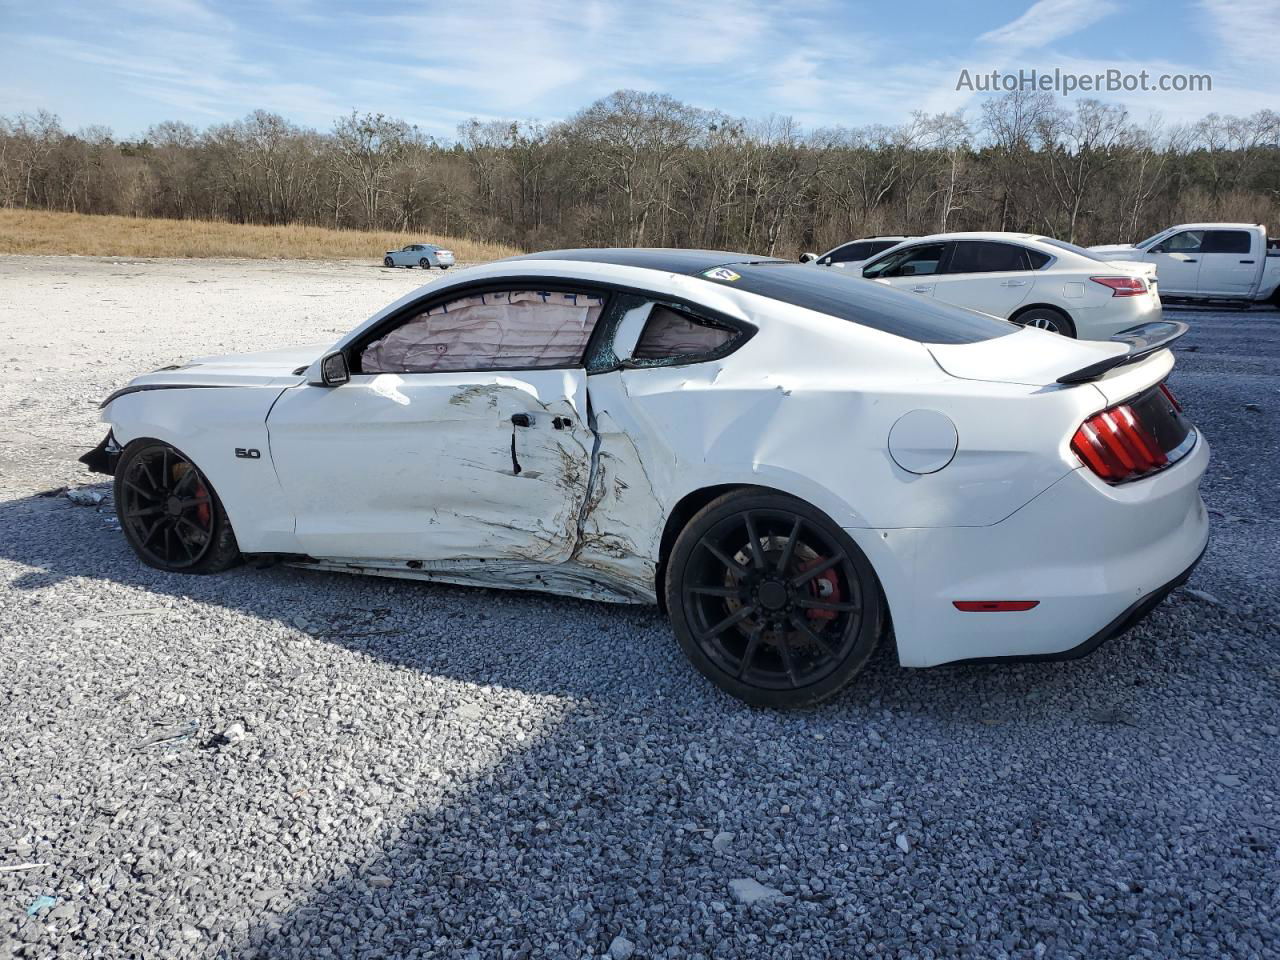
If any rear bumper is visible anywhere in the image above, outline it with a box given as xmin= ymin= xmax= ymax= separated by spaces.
xmin=1074 ymin=291 xmax=1163 ymax=340
xmin=848 ymin=431 xmax=1210 ymax=666
xmin=947 ymin=539 xmax=1205 ymax=665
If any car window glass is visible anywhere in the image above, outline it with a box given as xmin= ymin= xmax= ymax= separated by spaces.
xmin=827 ymin=242 xmax=874 ymax=264
xmin=946 ymin=241 xmax=1029 ymax=274
xmin=361 ymin=289 xmax=606 ymax=373
xmin=1158 ymin=231 xmax=1203 ymax=253
xmin=1201 ymin=230 xmax=1251 ymax=254
xmin=631 ymin=305 xmax=736 ymax=362
xmin=862 ymin=243 xmax=946 ymax=278
xmin=1026 ymin=249 xmax=1051 ymax=269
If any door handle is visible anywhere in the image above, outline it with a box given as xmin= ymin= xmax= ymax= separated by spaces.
xmin=511 ymin=413 xmax=534 ymax=428
xmin=1240 ymin=259 xmax=1255 ymax=264
xmin=911 ymin=285 xmax=932 ymax=293
xmin=1000 ymin=279 xmax=1028 ymax=287
xmin=1184 ymin=258 xmax=1197 ymax=263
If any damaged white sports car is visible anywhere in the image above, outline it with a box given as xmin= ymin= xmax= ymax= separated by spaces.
xmin=84 ymin=249 xmax=1209 ymax=707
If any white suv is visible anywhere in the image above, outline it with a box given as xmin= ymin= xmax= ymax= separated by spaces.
xmin=859 ymin=233 xmax=1161 ymax=339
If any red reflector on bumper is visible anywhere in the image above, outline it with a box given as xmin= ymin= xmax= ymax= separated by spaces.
xmin=953 ymin=600 xmax=1040 ymax=612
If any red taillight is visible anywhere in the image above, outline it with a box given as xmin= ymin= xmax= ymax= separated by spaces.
xmin=953 ymin=601 xmax=1040 ymax=612
xmin=1159 ymin=382 xmax=1181 ymax=412
xmin=1071 ymin=401 xmax=1169 ymax=483
xmin=1091 ymin=276 xmax=1146 ymax=297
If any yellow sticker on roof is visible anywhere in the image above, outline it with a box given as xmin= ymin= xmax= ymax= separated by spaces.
xmin=702 ymin=267 xmax=741 ymax=282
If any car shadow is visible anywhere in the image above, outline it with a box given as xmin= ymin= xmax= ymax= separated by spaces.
xmin=0 ymin=485 xmax=1222 ymax=956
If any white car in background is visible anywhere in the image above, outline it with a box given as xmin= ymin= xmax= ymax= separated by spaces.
xmin=800 ymin=236 xmax=911 ymax=270
xmin=82 ymin=249 xmax=1207 ymax=708
xmin=1089 ymin=223 xmax=1280 ymax=307
xmin=861 ymin=232 xmax=1161 ymax=339
xmin=383 ymin=243 xmax=455 ymax=270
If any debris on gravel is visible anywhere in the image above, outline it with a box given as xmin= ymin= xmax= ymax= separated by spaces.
xmin=729 ymin=878 xmax=785 ymax=907
xmin=1 ymin=258 xmax=1277 ymax=958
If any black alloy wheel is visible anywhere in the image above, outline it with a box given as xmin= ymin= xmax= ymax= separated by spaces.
xmin=666 ymin=490 xmax=882 ymax=707
xmin=114 ymin=440 xmax=240 ymax=573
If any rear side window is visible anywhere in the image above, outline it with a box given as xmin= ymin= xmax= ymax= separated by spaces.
xmin=631 ymin=305 xmax=738 ymax=364
xmin=360 ymin=289 xmax=606 ymax=373
xmin=946 ymin=241 xmax=1030 ymax=273
xmin=702 ymin=263 xmax=1015 ymax=344
xmin=1201 ymin=230 xmax=1252 ymax=254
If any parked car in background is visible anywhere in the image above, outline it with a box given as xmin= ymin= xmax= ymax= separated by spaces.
xmin=83 ymin=248 xmax=1206 ymax=708
xmin=860 ymin=232 xmax=1160 ymax=339
xmin=800 ymin=237 xmax=911 ymax=270
xmin=383 ymin=243 xmax=455 ymax=269
xmin=1089 ymin=223 xmax=1280 ymax=307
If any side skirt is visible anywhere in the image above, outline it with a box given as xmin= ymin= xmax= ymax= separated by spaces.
xmin=288 ymin=557 xmax=657 ymax=605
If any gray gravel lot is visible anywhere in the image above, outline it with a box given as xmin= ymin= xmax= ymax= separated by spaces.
xmin=1 ymin=255 xmax=1278 ymax=959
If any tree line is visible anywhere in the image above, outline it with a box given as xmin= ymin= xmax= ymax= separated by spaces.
xmin=2 ymin=90 xmax=1278 ymax=256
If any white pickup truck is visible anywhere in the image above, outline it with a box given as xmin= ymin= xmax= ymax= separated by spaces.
xmin=1090 ymin=223 xmax=1280 ymax=307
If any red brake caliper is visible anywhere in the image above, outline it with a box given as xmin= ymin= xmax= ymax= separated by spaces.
xmin=798 ymin=557 xmax=841 ymax=622
xmin=193 ymin=479 xmax=211 ymax=529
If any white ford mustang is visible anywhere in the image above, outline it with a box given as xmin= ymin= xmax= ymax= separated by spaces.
xmin=82 ymin=250 xmax=1209 ymax=707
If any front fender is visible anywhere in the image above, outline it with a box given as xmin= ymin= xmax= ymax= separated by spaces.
xmin=104 ymin=386 xmax=301 ymax=553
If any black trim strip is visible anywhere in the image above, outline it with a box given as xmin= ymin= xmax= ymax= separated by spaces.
xmin=99 ymin=383 xmax=238 ymax=409
xmin=1056 ymin=321 xmax=1190 ymax=384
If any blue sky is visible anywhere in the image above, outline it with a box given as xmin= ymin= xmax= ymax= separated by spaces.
xmin=1 ymin=0 xmax=1276 ymax=139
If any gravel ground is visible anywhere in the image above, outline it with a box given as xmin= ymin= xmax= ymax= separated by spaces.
xmin=0 ymin=255 xmax=1278 ymax=960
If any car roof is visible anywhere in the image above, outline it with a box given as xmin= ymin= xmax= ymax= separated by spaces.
xmin=507 ymin=248 xmax=782 ymax=274
xmin=1162 ymin=223 xmax=1261 ymax=231
xmin=892 ymin=232 xmax=1041 ymax=244
xmin=502 ymin=249 xmax=1014 ymax=345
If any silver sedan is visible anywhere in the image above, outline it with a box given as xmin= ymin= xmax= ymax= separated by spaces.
xmin=382 ymin=243 xmax=456 ymax=269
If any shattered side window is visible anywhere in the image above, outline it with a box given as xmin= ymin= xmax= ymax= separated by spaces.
xmin=361 ymin=289 xmax=606 ymax=373
xmin=631 ymin=305 xmax=737 ymax=363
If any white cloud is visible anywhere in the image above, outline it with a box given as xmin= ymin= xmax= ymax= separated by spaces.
xmin=1198 ymin=0 xmax=1280 ymax=65
xmin=978 ymin=0 xmax=1117 ymax=54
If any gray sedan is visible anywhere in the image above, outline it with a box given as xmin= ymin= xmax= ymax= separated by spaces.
xmin=383 ymin=243 xmax=456 ymax=269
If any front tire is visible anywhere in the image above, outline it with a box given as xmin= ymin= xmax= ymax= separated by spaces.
xmin=1012 ymin=306 xmax=1076 ymax=337
xmin=383 ymin=256 xmax=394 ymax=268
xmin=419 ymin=257 xmax=431 ymax=269
xmin=114 ymin=440 xmax=241 ymax=574
xmin=665 ymin=490 xmax=883 ymax=708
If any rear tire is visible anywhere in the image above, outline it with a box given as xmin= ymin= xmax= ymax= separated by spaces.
xmin=114 ymin=440 xmax=241 ymax=574
xmin=419 ymin=257 xmax=431 ymax=269
xmin=664 ymin=489 xmax=882 ymax=708
xmin=1012 ymin=306 xmax=1076 ymax=337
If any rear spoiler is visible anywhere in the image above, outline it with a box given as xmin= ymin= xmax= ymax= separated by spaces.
xmin=1056 ymin=321 xmax=1190 ymax=385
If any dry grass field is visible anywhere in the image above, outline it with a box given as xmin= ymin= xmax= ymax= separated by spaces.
xmin=0 ymin=209 xmax=520 ymax=262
